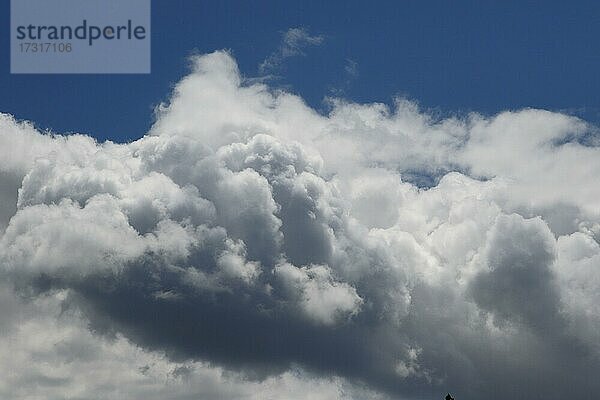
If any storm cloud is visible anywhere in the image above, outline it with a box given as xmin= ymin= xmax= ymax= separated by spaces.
xmin=1 ymin=51 xmax=600 ymax=399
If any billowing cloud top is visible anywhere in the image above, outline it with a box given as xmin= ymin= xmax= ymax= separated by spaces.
xmin=1 ymin=51 xmax=600 ymax=400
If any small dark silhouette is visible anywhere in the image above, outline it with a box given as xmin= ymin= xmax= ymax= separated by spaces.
xmin=445 ymin=394 xmax=455 ymax=400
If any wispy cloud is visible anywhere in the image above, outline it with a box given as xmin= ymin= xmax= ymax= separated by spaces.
xmin=259 ymin=27 xmax=324 ymax=73
xmin=344 ymin=58 xmax=359 ymax=78
xmin=328 ymin=58 xmax=360 ymax=96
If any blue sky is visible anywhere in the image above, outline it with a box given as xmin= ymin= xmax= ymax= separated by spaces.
xmin=2 ymin=0 xmax=600 ymax=142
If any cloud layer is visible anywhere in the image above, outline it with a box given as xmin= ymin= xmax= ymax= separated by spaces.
xmin=1 ymin=51 xmax=600 ymax=399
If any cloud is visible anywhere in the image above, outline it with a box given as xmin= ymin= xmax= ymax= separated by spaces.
xmin=1 ymin=50 xmax=600 ymax=399
xmin=0 ymin=284 xmax=383 ymax=400
xmin=469 ymin=214 xmax=562 ymax=332
xmin=328 ymin=58 xmax=359 ymax=97
xmin=344 ymin=59 xmax=359 ymax=78
xmin=259 ymin=27 xmax=324 ymax=73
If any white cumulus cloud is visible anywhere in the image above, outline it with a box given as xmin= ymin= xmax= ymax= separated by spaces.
xmin=0 ymin=50 xmax=600 ymax=400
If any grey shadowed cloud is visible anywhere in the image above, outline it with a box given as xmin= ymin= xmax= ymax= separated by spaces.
xmin=1 ymin=51 xmax=600 ymax=399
